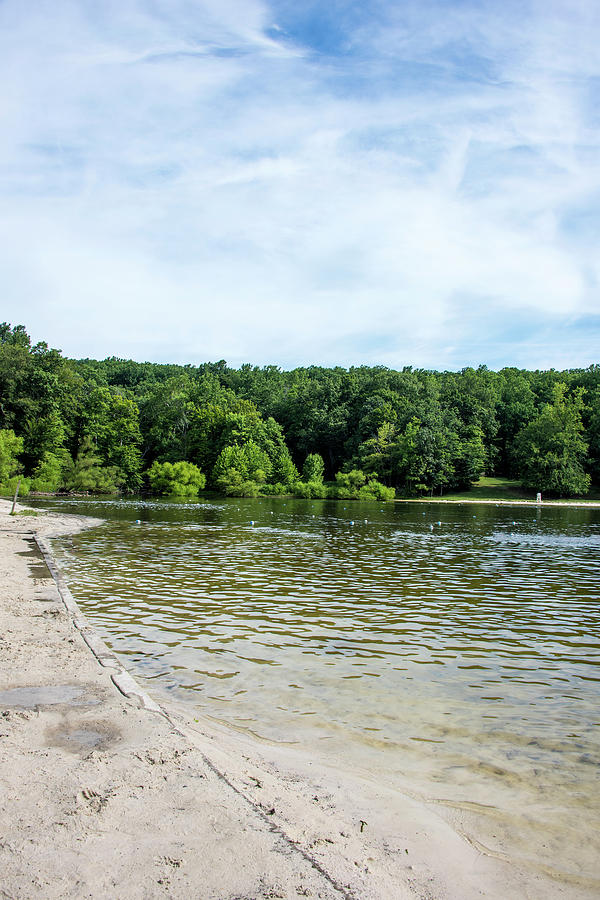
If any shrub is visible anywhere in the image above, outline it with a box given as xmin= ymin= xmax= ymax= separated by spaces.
xmin=330 ymin=469 xmax=395 ymax=501
xmin=260 ymin=482 xmax=290 ymax=495
xmin=293 ymin=480 xmax=329 ymax=499
xmin=362 ymin=480 xmax=395 ymax=501
xmin=147 ymin=460 xmax=206 ymax=498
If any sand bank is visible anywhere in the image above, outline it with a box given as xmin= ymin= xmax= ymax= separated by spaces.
xmin=0 ymin=499 xmax=576 ymax=899
xmin=398 ymin=497 xmax=600 ymax=509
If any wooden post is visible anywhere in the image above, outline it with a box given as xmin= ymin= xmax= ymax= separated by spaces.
xmin=536 ymin=492 xmax=542 ymax=505
xmin=10 ymin=477 xmax=21 ymax=515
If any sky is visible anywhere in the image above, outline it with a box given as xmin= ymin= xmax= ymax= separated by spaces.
xmin=1 ymin=0 xmax=599 ymax=371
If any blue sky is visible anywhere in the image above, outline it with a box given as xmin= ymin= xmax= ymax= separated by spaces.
xmin=1 ymin=0 xmax=599 ymax=370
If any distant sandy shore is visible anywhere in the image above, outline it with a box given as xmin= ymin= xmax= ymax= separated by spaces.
xmin=399 ymin=496 xmax=600 ymax=509
xmin=0 ymin=498 xmax=588 ymax=899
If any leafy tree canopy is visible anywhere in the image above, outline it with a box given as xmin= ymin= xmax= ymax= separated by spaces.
xmin=1 ymin=323 xmax=599 ymax=500
xmin=512 ymin=384 xmax=591 ymax=496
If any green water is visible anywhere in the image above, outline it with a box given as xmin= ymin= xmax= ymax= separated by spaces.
xmin=36 ymin=496 xmax=600 ymax=888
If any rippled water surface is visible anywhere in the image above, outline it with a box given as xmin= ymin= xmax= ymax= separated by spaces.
xmin=37 ymin=496 xmax=600 ymax=888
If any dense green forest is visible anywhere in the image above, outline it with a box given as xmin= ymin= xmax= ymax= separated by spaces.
xmin=1 ymin=323 xmax=598 ymax=501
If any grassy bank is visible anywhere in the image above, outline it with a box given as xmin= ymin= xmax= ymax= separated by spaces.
xmin=430 ymin=477 xmax=600 ymax=504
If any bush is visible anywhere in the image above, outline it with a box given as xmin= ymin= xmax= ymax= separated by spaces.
xmin=292 ymin=480 xmax=329 ymax=499
xmin=361 ymin=480 xmax=395 ymax=501
xmin=330 ymin=469 xmax=365 ymax=499
xmin=330 ymin=469 xmax=395 ymax=501
xmin=224 ymin=479 xmax=261 ymax=498
xmin=147 ymin=460 xmax=206 ymax=498
xmin=0 ymin=475 xmax=30 ymax=498
xmin=260 ymin=482 xmax=290 ymax=496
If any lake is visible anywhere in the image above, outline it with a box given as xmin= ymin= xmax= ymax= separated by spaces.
xmin=35 ymin=496 xmax=600 ymax=892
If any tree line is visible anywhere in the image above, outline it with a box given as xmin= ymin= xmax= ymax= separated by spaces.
xmin=0 ymin=322 xmax=598 ymax=500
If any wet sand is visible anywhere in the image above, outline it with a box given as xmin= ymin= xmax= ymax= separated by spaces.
xmin=0 ymin=499 xmax=582 ymax=899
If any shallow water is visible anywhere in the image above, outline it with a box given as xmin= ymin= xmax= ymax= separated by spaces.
xmin=37 ymin=496 xmax=600 ymax=887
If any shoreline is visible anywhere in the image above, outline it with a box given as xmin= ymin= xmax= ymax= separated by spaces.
xmin=397 ymin=496 xmax=600 ymax=508
xmin=20 ymin=488 xmax=600 ymax=511
xmin=0 ymin=499 xmax=590 ymax=899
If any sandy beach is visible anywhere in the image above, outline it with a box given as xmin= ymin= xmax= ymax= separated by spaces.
xmin=0 ymin=498 xmax=586 ymax=899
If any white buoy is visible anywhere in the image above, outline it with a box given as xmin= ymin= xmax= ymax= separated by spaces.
xmin=250 ymin=520 xmax=255 ymax=525
xmin=135 ymin=519 xmax=141 ymax=524
xmin=350 ymin=520 xmax=354 ymax=525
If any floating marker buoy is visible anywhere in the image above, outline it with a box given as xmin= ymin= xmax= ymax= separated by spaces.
xmin=250 ymin=520 xmax=255 ymax=525
xmin=429 ymin=524 xmax=434 ymax=530
xmin=437 ymin=521 xmax=441 ymax=526
xmin=135 ymin=519 xmax=141 ymax=524
xmin=350 ymin=520 xmax=354 ymax=525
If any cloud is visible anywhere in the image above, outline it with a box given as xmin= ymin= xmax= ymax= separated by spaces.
xmin=0 ymin=0 xmax=598 ymax=369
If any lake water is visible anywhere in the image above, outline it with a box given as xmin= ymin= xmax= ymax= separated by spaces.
xmin=36 ymin=496 xmax=600 ymax=891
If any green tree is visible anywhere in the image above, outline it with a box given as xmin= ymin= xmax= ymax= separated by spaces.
xmin=356 ymin=422 xmax=397 ymax=485
xmin=495 ymin=369 xmax=537 ymax=475
xmin=137 ymin=374 xmax=197 ymax=464
xmin=453 ymin=424 xmax=487 ymax=490
xmin=0 ymin=324 xmax=73 ymax=473
xmin=393 ymin=417 xmax=424 ymax=493
xmin=0 ymin=428 xmax=26 ymax=494
xmin=75 ymin=386 xmax=142 ymax=491
xmin=587 ymin=387 xmax=600 ymax=485
xmin=439 ymin=365 xmax=499 ymax=469
xmin=187 ymin=390 xmax=265 ymax=476
xmin=62 ymin=438 xmax=123 ymax=494
xmin=212 ymin=442 xmax=272 ymax=496
xmin=30 ymin=448 xmax=72 ymax=492
xmin=302 ymin=453 xmax=325 ymax=483
xmin=512 ymin=384 xmax=591 ymax=496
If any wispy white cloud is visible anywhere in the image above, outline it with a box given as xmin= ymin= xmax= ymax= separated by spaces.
xmin=0 ymin=0 xmax=598 ymax=369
